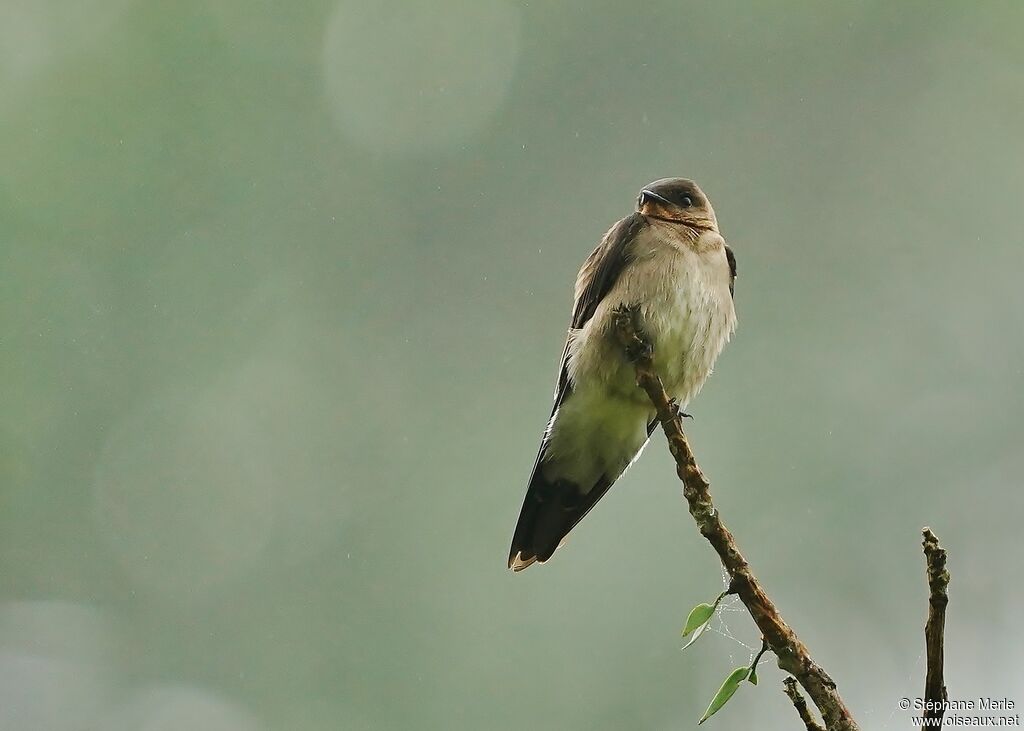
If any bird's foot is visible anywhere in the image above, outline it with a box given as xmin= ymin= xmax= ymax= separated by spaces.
xmin=624 ymin=337 xmax=653 ymax=363
xmin=668 ymin=398 xmax=693 ymax=420
xmin=613 ymin=306 xmax=653 ymax=363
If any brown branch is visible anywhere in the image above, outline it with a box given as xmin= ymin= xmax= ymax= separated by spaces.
xmin=921 ymin=528 xmax=950 ymax=730
xmin=784 ymin=677 xmax=827 ymax=731
xmin=612 ymin=307 xmax=860 ymax=731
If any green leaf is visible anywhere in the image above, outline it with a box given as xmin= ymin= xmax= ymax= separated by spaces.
xmin=698 ymin=666 xmax=749 ymax=724
xmin=682 ymin=603 xmax=716 ymax=637
xmin=747 ymin=666 xmax=758 ymax=685
xmin=680 ymin=620 xmax=709 ymax=651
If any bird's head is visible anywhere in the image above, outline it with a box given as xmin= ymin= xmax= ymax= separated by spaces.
xmin=636 ymin=178 xmax=718 ymax=232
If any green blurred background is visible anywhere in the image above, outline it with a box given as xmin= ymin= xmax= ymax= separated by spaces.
xmin=2 ymin=1 xmax=1022 ymax=729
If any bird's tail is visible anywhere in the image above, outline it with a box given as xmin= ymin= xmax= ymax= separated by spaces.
xmin=508 ymin=419 xmax=657 ymax=571
xmin=507 ymin=465 xmax=611 ymax=572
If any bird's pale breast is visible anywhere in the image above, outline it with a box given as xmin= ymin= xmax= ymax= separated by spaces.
xmin=542 ymin=224 xmax=735 ymax=489
xmin=569 ymin=224 xmax=735 ymax=405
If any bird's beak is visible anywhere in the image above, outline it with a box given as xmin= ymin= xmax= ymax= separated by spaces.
xmin=641 ymin=189 xmax=673 ymax=207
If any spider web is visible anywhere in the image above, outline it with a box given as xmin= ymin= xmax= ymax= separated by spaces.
xmin=692 ymin=566 xmax=762 ymax=667
xmin=694 ymin=567 xmax=926 ymax=730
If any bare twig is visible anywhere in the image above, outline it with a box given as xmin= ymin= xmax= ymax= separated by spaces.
xmin=921 ymin=528 xmax=950 ymax=730
xmin=784 ymin=677 xmax=826 ymax=731
xmin=612 ymin=307 xmax=860 ymax=731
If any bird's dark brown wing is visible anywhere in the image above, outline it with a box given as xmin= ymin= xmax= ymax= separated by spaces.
xmin=725 ymin=243 xmax=737 ymax=299
xmin=552 ymin=212 xmax=648 ymax=406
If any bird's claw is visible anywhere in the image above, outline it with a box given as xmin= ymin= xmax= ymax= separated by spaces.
xmin=625 ymin=338 xmax=653 ymax=363
xmin=668 ymin=398 xmax=693 ymax=420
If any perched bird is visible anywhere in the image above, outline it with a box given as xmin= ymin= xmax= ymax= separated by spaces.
xmin=508 ymin=178 xmax=737 ymax=571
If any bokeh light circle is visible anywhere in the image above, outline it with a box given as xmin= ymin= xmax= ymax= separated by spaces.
xmin=92 ymin=345 xmax=355 ymax=601
xmin=0 ymin=601 xmax=114 ymax=731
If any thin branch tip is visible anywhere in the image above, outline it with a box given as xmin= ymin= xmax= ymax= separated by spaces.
xmin=920 ymin=528 xmax=950 ymax=730
xmin=784 ymin=677 xmax=826 ymax=731
xmin=922 ymin=529 xmax=950 ymax=590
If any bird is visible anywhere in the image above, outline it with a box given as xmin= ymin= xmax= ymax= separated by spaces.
xmin=508 ymin=178 xmax=737 ymax=571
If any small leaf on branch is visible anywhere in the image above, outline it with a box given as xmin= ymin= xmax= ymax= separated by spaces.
xmin=682 ymin=603 xmax=716 ymax=637
xmin=681 ymin=590 xmax=727 ymax=649
xmin=681 ymin=621 xmax=709 ymax=651
xmin=698 ymin=666 xmax=750 ymax=724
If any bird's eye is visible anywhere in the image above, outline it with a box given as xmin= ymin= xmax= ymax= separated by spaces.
xmin=679 ymin=196 xmax=693 ymax=208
